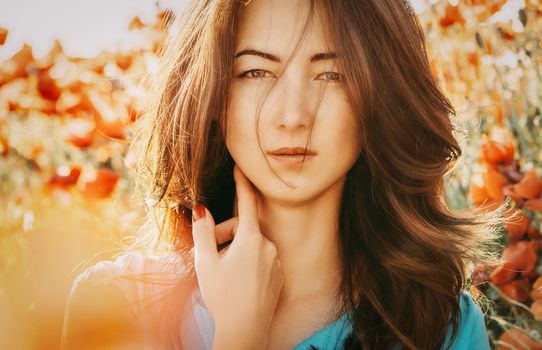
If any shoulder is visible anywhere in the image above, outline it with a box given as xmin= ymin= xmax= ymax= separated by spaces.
xmin=72 ymin=250 xmax=186 ymax=285
xmin=68 ymin=249 xmax=187 ymax=312
xmin=443 ymin=290 xmax=490 ymax=350
xmin=62 ymin=250 xmax=187 ymax=350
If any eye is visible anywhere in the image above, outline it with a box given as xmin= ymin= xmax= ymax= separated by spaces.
xmin=238 ymin=69 xmax=274 ymax=79
xmin=315 ymin=71 xmax=342 ymax=82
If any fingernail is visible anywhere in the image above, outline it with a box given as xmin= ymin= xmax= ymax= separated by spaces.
xmin=192 ymin=204 xmax=206 ymax=222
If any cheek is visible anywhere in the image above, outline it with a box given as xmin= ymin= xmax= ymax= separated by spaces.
xmin=225 ymin=97 xmax=260 ymax=162
xmin=320 ymin=95 xmax=362 ymax=155
xmin=344 ymin=119 xmax=362 ymax=154
xmin=335 ymin=124 xmax=362 ymax=168
xmin=225 ymin=94 xmax=246 ymax=146
xmin=226 ymin=83 xmax=271 ymax=149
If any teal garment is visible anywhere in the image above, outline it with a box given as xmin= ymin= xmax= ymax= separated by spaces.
xmin=293 ymin=291 xmax=490 ymax=350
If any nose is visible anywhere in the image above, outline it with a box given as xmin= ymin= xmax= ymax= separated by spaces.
xmin=269 ymin=71 xmax=317 ymax=131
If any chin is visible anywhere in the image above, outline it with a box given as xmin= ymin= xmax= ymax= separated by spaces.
xmin=256 ymin=180 xmax=328 ymax=206
xmin=260 ymin=192 xmax=316 ymax=207
xmin=240 ymin=161 xmax=347 ymax=205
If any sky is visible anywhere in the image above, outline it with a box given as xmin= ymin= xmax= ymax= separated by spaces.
xmin=0 ymin=0 xmax=524 ymax=62
xmin=0 ymin=0 xmax=189 ymax=61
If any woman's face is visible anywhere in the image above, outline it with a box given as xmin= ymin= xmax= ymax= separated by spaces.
xmin=225 ymin=0 xmax=362 ymax=205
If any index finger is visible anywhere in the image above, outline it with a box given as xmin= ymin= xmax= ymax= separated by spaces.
xmin=233 ymin=164 xmax=260 ymax=232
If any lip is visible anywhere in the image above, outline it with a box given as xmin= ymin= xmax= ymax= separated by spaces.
xmin=268 ymin=147 xmax=317 ymax=156
xmin=269 ymin=154 xmax=315 ymax=164
xmin=267 ymin=147 xmax=316 ymax=165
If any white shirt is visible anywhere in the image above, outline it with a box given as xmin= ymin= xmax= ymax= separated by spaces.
xmin=64 ymin=250 xmax=214 ymax=349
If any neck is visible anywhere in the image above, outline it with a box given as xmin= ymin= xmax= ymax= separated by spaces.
xmin=256 ymin=178 xmax=345 ymax=305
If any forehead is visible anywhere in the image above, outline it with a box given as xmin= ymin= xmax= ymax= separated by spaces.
xmin=235 ymin=0 xmax=334 ymax=56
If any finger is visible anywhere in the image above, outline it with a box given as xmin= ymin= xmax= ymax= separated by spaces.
xmin=218 ymin=244 xmax=231 ymax=257
xmin=191 ymin=204 xmax=219 ymax=266
xmin=191 ymin=217 xmax=236 ymax=261
xmin=215 ymin=217 xmax=238 ymax=245
xmin=233 ymin=164 xmax=260 ymax=232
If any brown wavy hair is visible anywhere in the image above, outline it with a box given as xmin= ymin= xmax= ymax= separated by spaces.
xmin=129 ymin=0 xmax=510 ymax=349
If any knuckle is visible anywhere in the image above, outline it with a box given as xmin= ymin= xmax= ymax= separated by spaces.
xmin=247 ymin=231 xmax=263 ymax=245
xmin=244 ymin=231 xmax=258 ymax=246
xmin=265 ymin=241 xmax=278 ymax=257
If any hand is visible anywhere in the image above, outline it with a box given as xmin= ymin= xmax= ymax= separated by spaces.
xmin=191 ymin=164 xmax=284 ymax=350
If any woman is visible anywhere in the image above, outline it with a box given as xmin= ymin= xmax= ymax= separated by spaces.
xmin=62 ymin=0 xmax=509 ymax=349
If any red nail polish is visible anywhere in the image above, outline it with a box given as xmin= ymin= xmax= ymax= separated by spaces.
xmin=192 ymin=204 xmax=206 ymax=222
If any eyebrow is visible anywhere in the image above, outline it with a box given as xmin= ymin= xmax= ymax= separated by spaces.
xmin=234 ymin=49 xmax=337 ymax=63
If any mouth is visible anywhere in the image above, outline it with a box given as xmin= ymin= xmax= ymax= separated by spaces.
xmin=267 ymin=147 xmax=316 ymax=164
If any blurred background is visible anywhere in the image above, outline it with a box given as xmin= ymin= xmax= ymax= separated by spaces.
xmin=1 ymin=0 xmax=541 ymax=349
